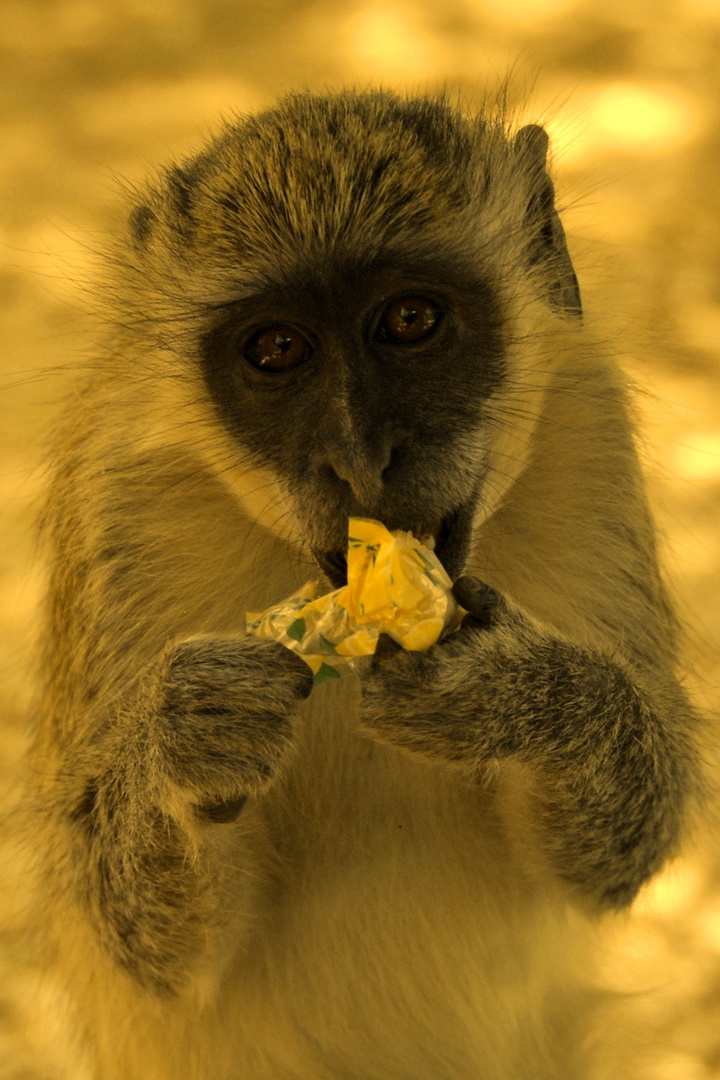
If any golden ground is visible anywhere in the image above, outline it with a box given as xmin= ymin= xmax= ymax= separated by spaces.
xmin=1 ymin=0 xmax=720 ymax=1076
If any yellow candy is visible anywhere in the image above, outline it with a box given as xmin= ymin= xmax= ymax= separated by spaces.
xmin=246 ymin=518 xmax=462 ymax=685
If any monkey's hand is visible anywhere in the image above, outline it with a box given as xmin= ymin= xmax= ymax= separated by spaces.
xmin=156 ymin=635 xmax=313 ymax=818
xmin=359 ymin=575 xmax=698 ymax=909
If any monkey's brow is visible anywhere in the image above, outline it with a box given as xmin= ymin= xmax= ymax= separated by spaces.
xmin=199 ymin=253 xmax=489 ymax=314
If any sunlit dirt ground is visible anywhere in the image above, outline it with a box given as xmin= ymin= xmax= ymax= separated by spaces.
xmin=1 ymin=1 xmax=720 ymax=1076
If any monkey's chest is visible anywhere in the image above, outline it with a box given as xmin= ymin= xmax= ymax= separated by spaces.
xmin=266 ymin=676 xmax=506 ymax=882
xmin=257 ymin=679 xmax=534 ymax=965
xmin=235 ymin=688 xmax=573 ymax=1077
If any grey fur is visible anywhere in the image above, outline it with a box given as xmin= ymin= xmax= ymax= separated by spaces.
xmin=26 ymin=89 xmax=701 ymax=1079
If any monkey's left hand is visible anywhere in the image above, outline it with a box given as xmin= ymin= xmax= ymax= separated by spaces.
xmin=359 ymin=574 xmax=696 ymax=907
xmin=359 ymin=574 xmax=557 ymax=764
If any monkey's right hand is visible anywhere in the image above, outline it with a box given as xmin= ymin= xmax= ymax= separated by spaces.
xmin=153 ymin=635 xmax=313 ymax=816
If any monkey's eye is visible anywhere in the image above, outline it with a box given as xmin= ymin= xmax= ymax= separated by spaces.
xmin=376 ymin=297 xmax=442 ymax=344
xmin=244 ymin=325 xmax=312 ymax=372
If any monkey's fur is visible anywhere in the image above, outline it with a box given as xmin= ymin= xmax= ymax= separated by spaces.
xmin=28 ymin=90 xmax=701 ymax=1079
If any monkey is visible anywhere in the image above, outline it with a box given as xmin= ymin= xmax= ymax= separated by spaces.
xmin=25 ymin=89 xmax=702 ymax=1080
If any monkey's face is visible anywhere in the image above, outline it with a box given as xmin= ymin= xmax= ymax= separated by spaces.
xmin=123 ymin=93 xmax=580 ymax=585
xmin=200 ymin=252 xmax=506 ymax=585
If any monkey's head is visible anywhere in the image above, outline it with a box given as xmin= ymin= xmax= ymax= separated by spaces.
xmin=118 ymin=91 xmax=582 ymax=586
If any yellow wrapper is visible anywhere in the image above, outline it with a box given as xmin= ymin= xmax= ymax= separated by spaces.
xmin=246 ymin=518 xmax=462 ymax=685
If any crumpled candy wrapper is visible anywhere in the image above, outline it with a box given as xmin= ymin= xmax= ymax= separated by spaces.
xmin=246 ymin=518 xmax=463 ymax=685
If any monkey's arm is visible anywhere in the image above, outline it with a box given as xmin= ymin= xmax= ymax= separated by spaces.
xmin=32 ymin=438 xmax=315 ymax=992
xmin=42 ymin=633 xmax=312 ymax=994
xmin=359 ymin=577 xmax=700 ymax=909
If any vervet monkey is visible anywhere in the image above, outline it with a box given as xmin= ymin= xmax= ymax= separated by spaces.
xmin=28 ymin=90 xmax=701 ymax=1079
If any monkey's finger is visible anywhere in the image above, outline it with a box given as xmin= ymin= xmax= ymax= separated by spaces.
xmin=372 ymin=633 xmax=403 ymax=665
xmin=452 ymin=576 xmax=507 ymax=628
xmin=277 ymin=645 xmax=315 ymax=699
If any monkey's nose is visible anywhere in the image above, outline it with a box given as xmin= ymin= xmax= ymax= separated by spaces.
xmin=325 ymin=454 xmax=386 ymax=507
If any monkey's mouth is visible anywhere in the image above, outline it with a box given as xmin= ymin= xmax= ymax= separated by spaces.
xmin=313 ymin=499 xmax=476 ymax=589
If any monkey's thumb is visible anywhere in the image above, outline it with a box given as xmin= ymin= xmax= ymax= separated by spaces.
xmin=452 ymin=576 xmax=506 ymax=629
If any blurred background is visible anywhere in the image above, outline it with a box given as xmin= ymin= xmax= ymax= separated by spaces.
xmin=1 ymin=0 xmax=720 ymax=1076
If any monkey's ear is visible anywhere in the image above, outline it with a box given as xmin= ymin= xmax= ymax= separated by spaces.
xmin=513 ymin=124 xmax=582 ymax=321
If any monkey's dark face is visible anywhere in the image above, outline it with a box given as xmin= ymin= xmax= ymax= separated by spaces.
xmin=200 ymin=253 xmax=505 ymax=584
xmin=125 ymin=93 xmax=580 ymax=585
